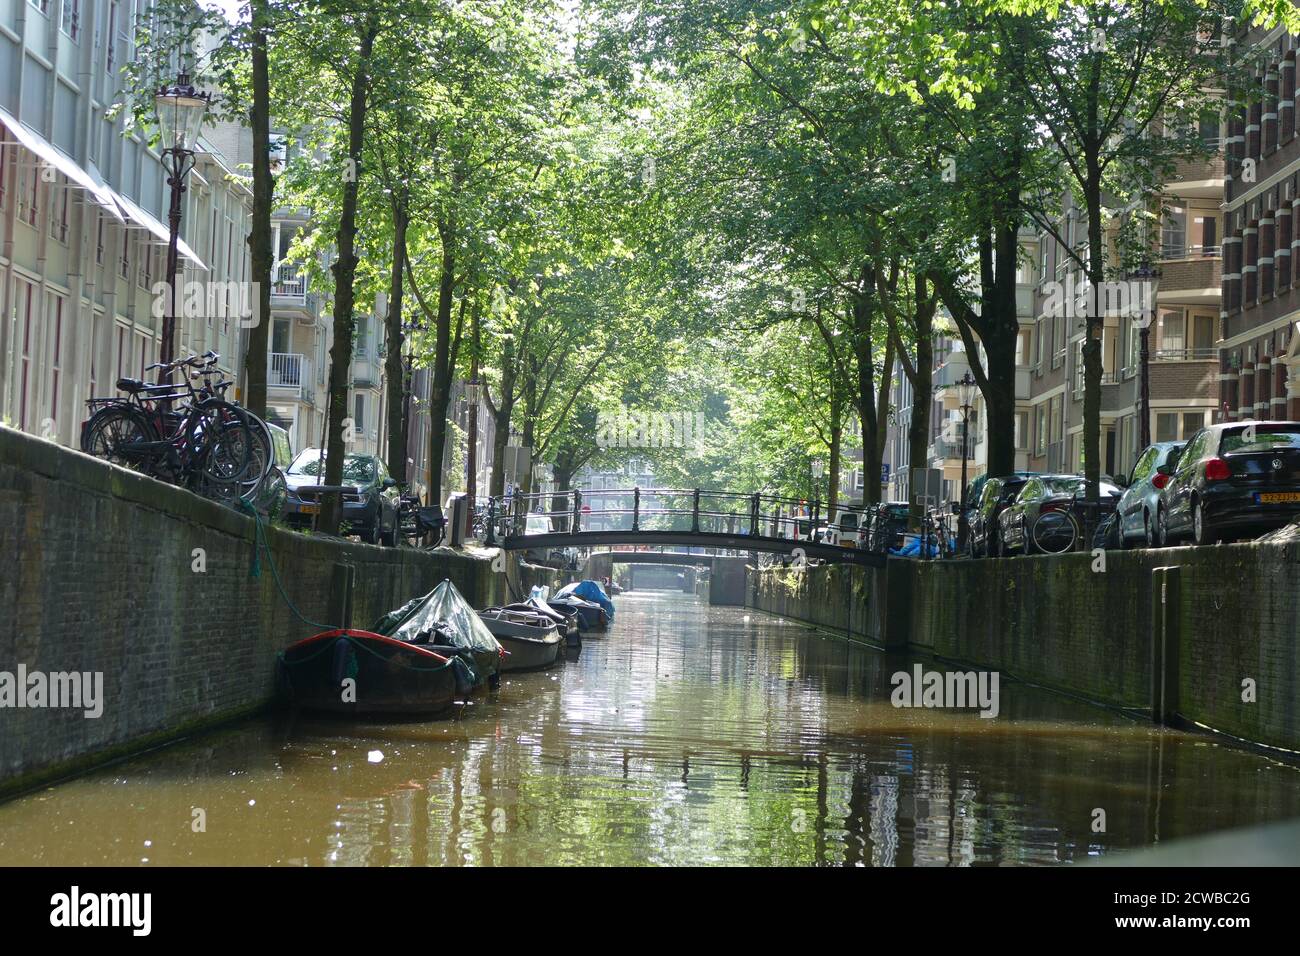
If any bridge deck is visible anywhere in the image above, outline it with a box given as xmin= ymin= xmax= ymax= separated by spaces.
xmin=500 ymin=530 xmax=886 ymax=567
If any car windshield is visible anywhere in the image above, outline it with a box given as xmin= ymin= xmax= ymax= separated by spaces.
xmin=289 ymin=452 xmax=376 ymax=483
xmin=1043 ymin=477 xmax=1085 ymax=496
xmin=839 ymin=514 xmax=858 ymax=529
xmin=1221 ymin=428 xmax=1300 ymax=454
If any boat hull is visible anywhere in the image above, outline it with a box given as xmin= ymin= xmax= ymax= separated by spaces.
xmin=278 ymin=629 xmax=464 ymax=716
xmin=496 ymin=632 xmax=562 ymax=671
xmin=478 ymin=613 xmax=562 ymax=671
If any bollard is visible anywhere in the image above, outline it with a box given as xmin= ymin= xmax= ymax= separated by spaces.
xmin=328 ymin=563 xmax=356 ymax=631
xmin=1151 ymin=565 xmax=1181 ymax=725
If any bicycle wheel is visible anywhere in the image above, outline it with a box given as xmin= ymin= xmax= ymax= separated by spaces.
xmin=82 ymin=405 xmax=158 ymax=472
xmin=1031 ymin=511 xmax=1079 ymax=554
xmin=236 ymin=415 xmax=274 ymax=503
xmin=198 ymin=405 xmax=255 ymax=483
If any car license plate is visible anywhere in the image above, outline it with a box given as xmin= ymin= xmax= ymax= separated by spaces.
xmin=1256 ymin=492 xmax=1300 ymax=504
xmin=297 ymin=502 xmax=320 ymax=515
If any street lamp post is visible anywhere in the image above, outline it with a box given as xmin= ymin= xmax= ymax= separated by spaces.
xmin=1128 ymin=265 xmax=1161 ymax=449
xmin=956 ymin=371 xmax=977 ymax=551
xmin=154 ymin=70 xmax=210 ymax=375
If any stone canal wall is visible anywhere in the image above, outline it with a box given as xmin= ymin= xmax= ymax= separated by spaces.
xmin=0 ymin=426 xmax=564 ymax=796
xmin=749 ymin=544 xmax=1300 ymax=754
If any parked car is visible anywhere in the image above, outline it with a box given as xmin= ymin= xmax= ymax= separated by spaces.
xmin=999 ymin=475 xmax=1123 ymax=555
xmin=250 ymin=422 xmax=293 ymax=518
xmin=871 ymin=501 xmax=912 ymax=551
xmin=1112 ymin=441 xmax=1185 ymax=548
xmin=967 ymin=474 xmax=1034 ymax=557
xmin=825 ymin=508 xmax=869 ymax=547
xmin=1155 ymin=421 xmax=1300 ymax=546
xmin=282 ymin=449 xmax=402 ymax=545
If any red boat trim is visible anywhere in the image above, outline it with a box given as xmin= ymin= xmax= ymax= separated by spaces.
xmin=284 ymin=628 xmax=451 ymax=662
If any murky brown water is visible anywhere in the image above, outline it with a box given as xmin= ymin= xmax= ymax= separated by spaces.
xmin=2 ymin=590 xmax=1298 ymax=866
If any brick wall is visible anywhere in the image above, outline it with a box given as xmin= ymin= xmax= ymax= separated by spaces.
xmin=749 ymin=544 xmax=1300 ymax=752
xmin=0 ymin=425 xmax=561 ymax=795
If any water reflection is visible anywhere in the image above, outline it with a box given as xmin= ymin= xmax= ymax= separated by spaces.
xmin=1 ymin=591 xmax=1298 ymax=866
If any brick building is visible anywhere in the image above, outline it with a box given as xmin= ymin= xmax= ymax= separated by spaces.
xmin=1220 ymin=21 xmax=1300 ymax=422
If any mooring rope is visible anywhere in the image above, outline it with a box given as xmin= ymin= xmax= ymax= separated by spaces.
xmin=237 ymin=499 xmax=479 ymax=676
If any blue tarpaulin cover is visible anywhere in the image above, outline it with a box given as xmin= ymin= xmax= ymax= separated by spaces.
xmin=558 ymin=580 xmax=615 ymax=620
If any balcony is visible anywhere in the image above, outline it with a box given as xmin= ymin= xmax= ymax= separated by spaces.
xmin=1157 ymin=249 xmax=1222 ymax=304
xmin=271 ymin=263 xmax=306 ymax=301
xmin=269 ymin=352 xmax=312 ymax=398
xmin=1166 ymin=153 xmax=1225 ymax=198
xmin=933 ymin=353 xmax=972 ymax=389
xmin=1152 ymin=347 xmax=1217 ymax=362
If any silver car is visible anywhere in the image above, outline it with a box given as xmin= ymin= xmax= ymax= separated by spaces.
xmin=1115 ymin=441 xmax=1185 ymax=548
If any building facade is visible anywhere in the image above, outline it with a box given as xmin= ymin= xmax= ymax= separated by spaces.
xmin=0 ymin=0 xmax=252 ymax=447
xmin=1220 ymin=21 xmax=1300 ymax=423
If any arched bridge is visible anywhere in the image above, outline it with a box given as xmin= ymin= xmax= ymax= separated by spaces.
xmin=485 ymin=488 xmax=886 ymax=568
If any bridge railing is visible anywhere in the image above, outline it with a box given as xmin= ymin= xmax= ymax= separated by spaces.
xmin=486 ymin=487 xmax=845 ymax=544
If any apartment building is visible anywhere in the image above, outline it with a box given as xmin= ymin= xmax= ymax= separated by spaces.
xmin=1220 ymin=22 xmax=1300 ymax=422
xmin=1025 ymin=129 xmax=1223 ymax=480
xmin=0 ymin=0 xmax=252 ymax=446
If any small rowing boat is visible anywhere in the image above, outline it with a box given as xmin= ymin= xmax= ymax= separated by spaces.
xmin=477 ymin=607 xmax=562 ymax=671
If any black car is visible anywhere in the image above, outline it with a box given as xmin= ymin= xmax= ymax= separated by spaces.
xmin=999 ymin=474 xmax=1123 ymax=555
xmin=868 ymin=501 xmax=911 ymax=551
xmin=968 ymin=474 xmax=1034 ymax=557
xmin=1155 ymin=421 xmax=1300 ymax=546
xmin=283 ymin=449 xmax=402 ymax=545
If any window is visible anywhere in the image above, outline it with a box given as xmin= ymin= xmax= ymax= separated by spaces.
xmin=95 ymin=212 xmax=105 ymax=264
xmin=1049 ymin=395 xmax=1063 ymax=447
xmin=106 ymin=2 xmax=117 ymax=71
xmin=1156 ymin=411 xmax=1207 ymax=442
xmin=1035 ymin=404 xmax=1047 ymax=455
xmin=1015 ymin=411 xmax=1028 ymax=450
xmin=49 ymin=175 xmax=68 ymax=242
xmin=0 ymin=146 xmax=7 ymax=209
xmin=120 ymin=234 xmax=131 ymax=280
xmin=48 ymin=295 xmax=64 ymax=426
xmin=1160 ymin=310 xmax=1185 ymax=355
xmin=28 ymin=0 xmax=49 ymax=15
xmin=116 ymin=325 xmax=127 ymax=379
xmin=354 ymin=393 xmax=367 ymax=437
xmin=1073 ymin=340 xmax=1085 ymax=394
xmin=20 ymin=163 xmax=40 ymax=227
xmin=1162 ymin=208 xmax=1186 ymax=258
xmin=18 ymin=280 xmax=35 ymax=432
xmin=355 ymin=317 xmax=368 ymax=357
xmin=1016 ymin=329 xmax=1030 ymax=367
xmin=60 ymin=0 xmax=79 ymax=40
xmin=139 ymin=245 xmax=153 ymax=288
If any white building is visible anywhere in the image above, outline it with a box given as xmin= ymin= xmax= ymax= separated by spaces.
xmin=0 ymin=0 xmax=253 ymax=446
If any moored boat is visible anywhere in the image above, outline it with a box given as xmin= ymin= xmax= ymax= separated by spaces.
xmin=278 ymin=579 xmax=504 ymax=716
xmin=278 ymin=629 xmax=470 ymax=715
xmin=477 ymin=607 xmax=562 ymax=671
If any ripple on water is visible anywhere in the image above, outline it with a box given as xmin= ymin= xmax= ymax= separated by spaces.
xmin=0 ymin=590 xmax=1298 ymax=866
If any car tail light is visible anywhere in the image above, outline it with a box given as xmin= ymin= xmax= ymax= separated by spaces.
xmin=1152 ymin=473 xmax=1170 ymax=490
xmin=1204 ymin=458 xmax=1232 ymax=482
xmin=1040 ymin=501 xmax=1067 ymax=513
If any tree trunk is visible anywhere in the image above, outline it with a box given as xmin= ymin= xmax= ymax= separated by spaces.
xmin=320 ymin=24 xmax=376 ymax=535
xmin=241 ymin=6 xmax=272 ymax=420
xmin=384 ymin=201 xmax=408 ymax=483
xmin=424 ymin=226 xmax=456 ymax=508
xmin=907 ymin=279 xmax=934 ymax=526
xmin=1083 ymin=171 xmax=1104 ymax=500
xmin=488 ymin=334 xmax=517 ymax=498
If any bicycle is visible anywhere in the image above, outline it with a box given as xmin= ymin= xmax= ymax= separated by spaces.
xmin=81 ymin=352 xmax=256 ymax=500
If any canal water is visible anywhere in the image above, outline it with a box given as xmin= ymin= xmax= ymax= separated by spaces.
xmin=2 ymin=590 xmax=1298 ymax=866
